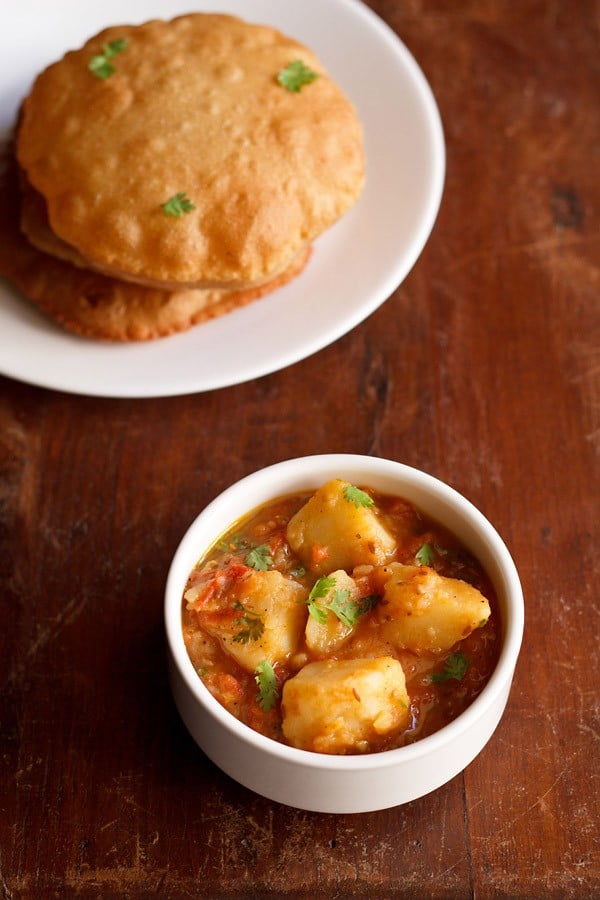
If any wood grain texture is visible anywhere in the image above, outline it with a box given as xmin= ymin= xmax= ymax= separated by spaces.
xmin=1 ymin=1 xmax=598 ymax=897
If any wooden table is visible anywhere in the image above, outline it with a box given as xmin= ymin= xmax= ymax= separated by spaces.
xmin=1 ymin=1 xmax=598 ymax=896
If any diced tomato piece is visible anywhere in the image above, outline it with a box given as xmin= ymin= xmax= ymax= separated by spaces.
xmin=311 ymin=543 xmax=329 ymax=565
xmin=188 ymin=561 xmax=251 ymax=612
xmin=210 ymin=673 xmax=244 ymax=706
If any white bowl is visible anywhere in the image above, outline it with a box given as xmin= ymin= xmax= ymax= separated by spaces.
xmin=164 ymin=454 xmax=524 ymax=813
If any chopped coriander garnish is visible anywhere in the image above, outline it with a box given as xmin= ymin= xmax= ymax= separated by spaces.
xmin=217 ymin=533 xmax=245 ymax=553
xmin=415 ymin=542 xmax=436 ymax=566
xmin=306 ymin=577 xmax=378 ymax=627
xmin=324 ymin=588 xmax=352 ymax=625
xmin=245 ymin=544 xmax=274 ymax=571
xmin=327 ymin=589 xmax=376 ymax=627
xmin=88 ymin=38 xmax=128 ymax=79
xmin=232 ymin=606 xmax=264 ymax=644
xmin=306 ymin=599 xmax=328 ymax=625
xmin=415 ymin=542 xmax=457 ymax=567
xmin=308 ymin=575 xmax=337 ymax=600
xmin=342 ymin=484 xmax=374 ymax=508
xmin=255 ymin=661 xmax=279 ymax=712
xmin=306 ymin=575 xmax=336 ymax=624
xmin=277 ymin=59 xmax=319 ymax=93
xmin=353 ymin=594 xmax=380 ymax=617
xmin=161 ymin=192 xmax=196 ymax=218
xmin=430 ymin=651 xmax=471 ymax=683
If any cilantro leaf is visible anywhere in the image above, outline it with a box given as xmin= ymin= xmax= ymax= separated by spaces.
xmin=415 ymin=542 xmax=456 ymax=567
xmin=308 ymin=575 xmax=337 ymax=600
xmin=232 ymin=607 xmax=264 ymax=644
xmin=161 ymin=192 xmax=196 ymax=218
xmin=105 ymin=38 xmax=128 ymax=55
xmin=277 ymin=60 xmax=319 ymax=93
xmin=328 ymin=590 xmax=380 ymax=626
xmin=353 ymin=593 xmax=380 ymax=617
xmin=255 ymin=661 xmax=279 ymax=712
xmin=217 ymin=533 xmax=246 ymax=553
xmin=325 ymin=588 xmax=352 ymax=625
xmin=306 ymin=599 xmax=328 ymax=625
xmin=306 ymin=577 xmax=378 ymax=627
xmin=415 ymin=542 xmax=436 ymax=566
xmin=89 ymin=59 xmax=115 ymax=79
xmin=89 ymin=38 xmax=128 ymax=79
xmin=245 ymin=544 xmax=274 ymax=571
xmin=305 ymin=575 xmax=335 ymax=623
xmin=342 ymin=485 xmax=374 ymax=508
xmin=430 ymin=652 xmax=471 ymax=683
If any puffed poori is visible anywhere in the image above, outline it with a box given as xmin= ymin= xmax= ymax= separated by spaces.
xmin=0 ymin=148 xmax=311 ymax=341
xmin=1 ymin=12 xmax=364 ymax=340
xmin=16 ymin=13 xmax=365 ymax=290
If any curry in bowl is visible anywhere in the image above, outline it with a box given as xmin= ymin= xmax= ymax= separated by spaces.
xmin=182 ymin=479 xmax=499 ymax=755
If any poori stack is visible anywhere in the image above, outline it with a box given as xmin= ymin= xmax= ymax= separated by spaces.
xmin=0 ymin=13 xmax=365 ymax=340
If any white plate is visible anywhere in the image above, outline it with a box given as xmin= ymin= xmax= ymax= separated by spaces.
xmin=0 ymin=0 xmax=444 ymax=398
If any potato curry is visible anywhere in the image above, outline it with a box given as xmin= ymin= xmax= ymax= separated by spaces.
xmin=182 ymin=480 xmax=500 ymax=755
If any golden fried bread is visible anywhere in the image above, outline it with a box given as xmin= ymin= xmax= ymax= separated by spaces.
xmin=0 ymin=150 xmax=311 ymax=340
xmin=17 ymin=13 xmax=364 ymax=290
xmin=19 ymin=173 xmax=311 ymax=292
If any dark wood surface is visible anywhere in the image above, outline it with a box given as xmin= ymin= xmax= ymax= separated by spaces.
xmin=1 ymin=1 xmax=599 ymax=897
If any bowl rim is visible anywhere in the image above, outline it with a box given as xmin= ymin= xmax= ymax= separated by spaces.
xmin=165 ymin=453 xmax=524 ymax=770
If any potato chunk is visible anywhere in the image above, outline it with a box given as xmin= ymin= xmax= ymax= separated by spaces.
xmin=281 ymin=657 xmax=410 ymax=753
xmin=374 ymin=563 xmax=491 ymax=653
xmin=201 ymin=569 xmax=308 ymax=672
xmin=286 ymin=479 xmax=396 ymax=575
xmin=304 ymin=570 xmax=359 ymax=656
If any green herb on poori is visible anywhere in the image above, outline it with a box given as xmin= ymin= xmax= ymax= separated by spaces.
xmin=88 ymin=38 xmax=128 ymax=79
xmin=277 ymin=60 xmax=319 ymax=92
xmin=161 ymin=193 xmax=196 ymax=218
